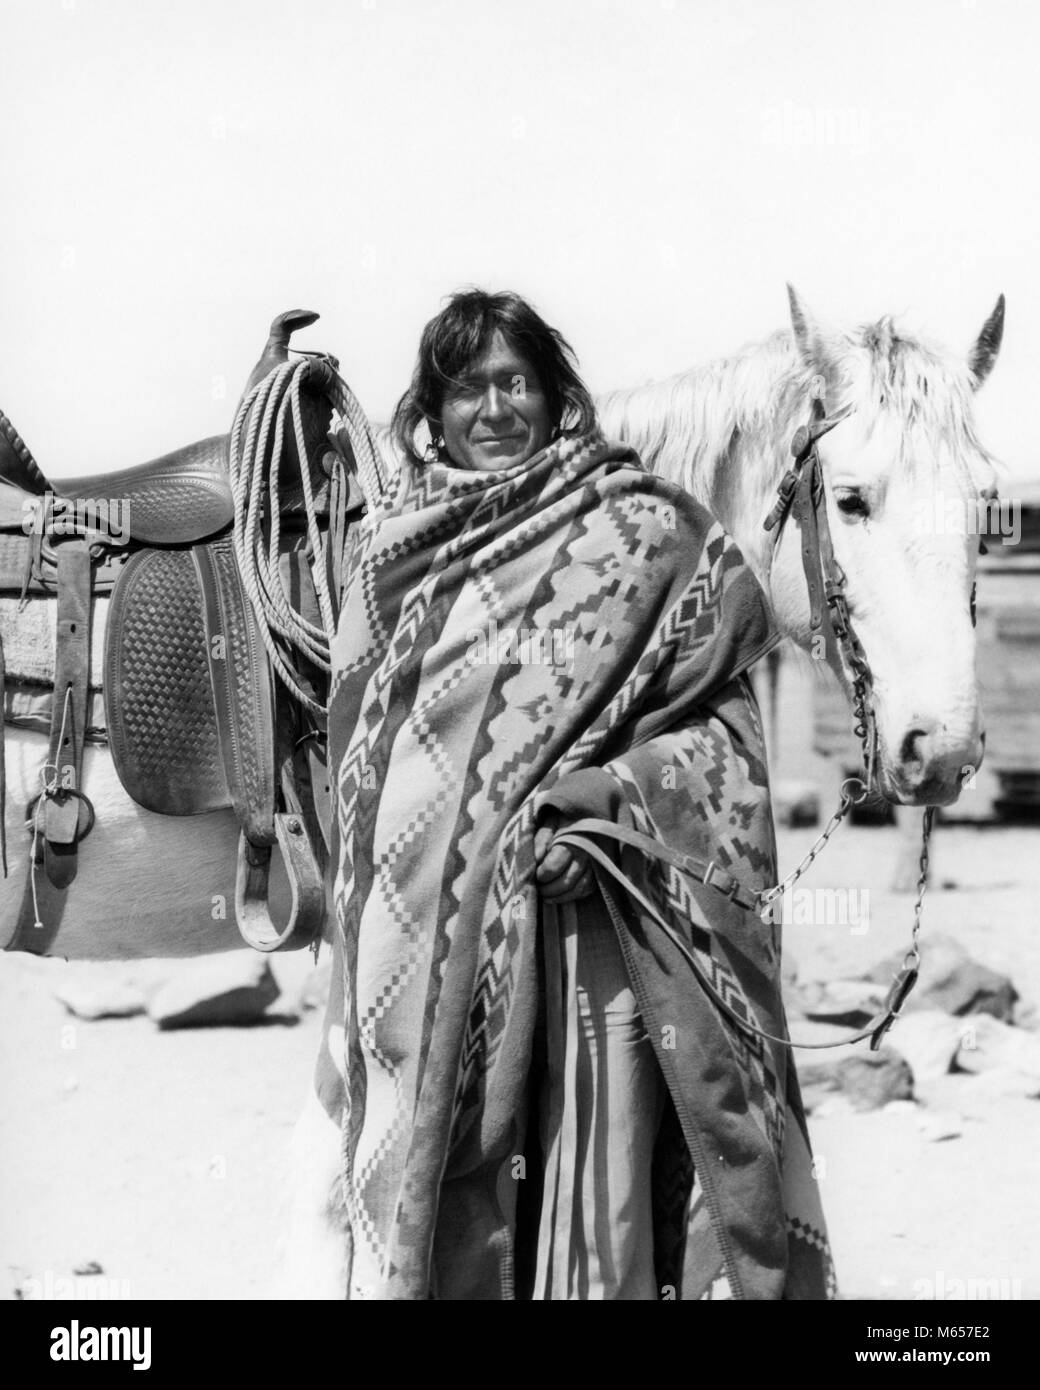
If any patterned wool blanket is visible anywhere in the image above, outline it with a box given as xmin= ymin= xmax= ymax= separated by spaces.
xmin=318 ymin=429 xmax=835 ymax=1300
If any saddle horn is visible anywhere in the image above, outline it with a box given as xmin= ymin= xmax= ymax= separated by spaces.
xmin=240 ymin=310 xmax=322 ymax=399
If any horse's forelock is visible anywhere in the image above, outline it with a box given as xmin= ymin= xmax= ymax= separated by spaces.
xmin=841 ymin=318 xmax=999 ymax=488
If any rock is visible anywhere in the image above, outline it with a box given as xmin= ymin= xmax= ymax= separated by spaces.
xmin=864 ymin=933 xmax=1017 ymax=1021
xmin=883 ymin=1009 xmax=965 ymax=1083
xmin=773 ymin=779 xmax=820 ymax=828
xmin=811 ymin=1095 xmax=855 ymax=1118
xmin=1013 ymin=1000 xmax=1040 ymax=1031
xmin=53 ymin=978 xmax=146 ymax=1020
xmin=955 ymin=1014 xmax=1040 ymax=1087
xmin=787 ymin=1020 xmax=865 ymax=1061
xmin=799 ymin=1046 xmax=914 ymax=1112
xmin=147 ymin=953 xmax=279 ymax=1029
xmin=797 ymin=978 xmax=885 ymax=1029
xmin=946 ymin=1068 xmax=1040 ymax=1103
xmin=915 ymin=1109 xmax=963 ymax=1142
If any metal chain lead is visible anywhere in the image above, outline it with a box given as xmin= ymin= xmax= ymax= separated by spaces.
xmin=904 ymin=805 xmax=935 ymax=970
xmin=759 ymin=776 xmax=869 ymax=918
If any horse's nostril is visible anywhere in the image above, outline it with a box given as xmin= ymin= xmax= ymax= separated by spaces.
xmin=899 ymin=728 xmax=928 ymax=767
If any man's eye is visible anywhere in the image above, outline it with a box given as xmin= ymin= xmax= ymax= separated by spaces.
xmin=448 ymin=380 xmax=481 ymax=400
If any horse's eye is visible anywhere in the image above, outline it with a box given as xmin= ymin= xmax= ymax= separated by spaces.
xmin=835 ymin=491 xmax=870 ymax=519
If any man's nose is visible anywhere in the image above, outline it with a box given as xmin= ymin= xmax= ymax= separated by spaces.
xmin=479 ymin=385 xmax=510 ymax=420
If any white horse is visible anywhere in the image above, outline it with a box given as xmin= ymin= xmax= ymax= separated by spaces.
xmin=597 ymin=286 xmax=1004 ymax=806
xmin=278 ymin=288 xmax=1006 ymax=1297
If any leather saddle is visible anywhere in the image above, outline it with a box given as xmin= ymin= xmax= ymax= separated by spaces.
xmin=1 ymin=310 xmax=365 ymax=953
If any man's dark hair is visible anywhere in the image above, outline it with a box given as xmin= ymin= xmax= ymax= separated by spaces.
xmin=391 ymin=288 xmax=597 ymax=465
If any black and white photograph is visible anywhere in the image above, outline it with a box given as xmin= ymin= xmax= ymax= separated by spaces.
xmin=1 ymin=0 xmax=1037 ymax=1339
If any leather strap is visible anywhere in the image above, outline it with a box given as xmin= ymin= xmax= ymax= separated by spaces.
xmin=0 ymin=627 xmax=6 ymax=875
xmin=3 ymin=532 xmax=130 ymax=595
xmin=549 ymin=816 xmax=761 ymax=912
xmin=194 ymin=532 xmax=326 ymax=952
xmin=551 ymin=820 xmax=916 ymax=1052
xmin=193 ymin=534 xmax=277 ymax=846
xmin=766 ymin=402 xmax=853 ymax=674
xmin=234 ymin=811 xmax=325 ymax=952
xmin=4 ymin=860 xmax=68 ymax=954
xmin=43 ymin=538 xmax=91 ymax=887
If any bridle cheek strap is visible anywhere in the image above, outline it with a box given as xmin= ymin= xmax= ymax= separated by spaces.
xmin=764 ymin=395 xmax=876 ymax=780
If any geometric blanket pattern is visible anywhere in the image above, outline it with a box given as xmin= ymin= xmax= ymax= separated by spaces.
xmin=319 ymin=430 xmax=836 ymax=1299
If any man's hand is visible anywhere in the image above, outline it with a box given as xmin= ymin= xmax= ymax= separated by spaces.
xmin=534 ymin=811 xmax=596 ymax=903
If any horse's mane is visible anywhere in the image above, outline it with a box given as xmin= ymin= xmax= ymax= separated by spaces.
xmin=596 ymin=316 xmax=998 ymax=509
xmin=596 ymin=330 xmax=811 ymax=509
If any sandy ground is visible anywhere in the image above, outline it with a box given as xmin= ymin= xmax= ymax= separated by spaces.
xmin=1 ymin=809 xmax=1038 ymax=1302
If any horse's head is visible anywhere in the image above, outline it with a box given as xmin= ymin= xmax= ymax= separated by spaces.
xmin=769 ymin=287 xmax=1005 ymax=807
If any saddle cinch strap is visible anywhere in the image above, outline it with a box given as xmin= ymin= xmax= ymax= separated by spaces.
xmin=43 ymin=538 xmax=92 ymax=889
xmin=550 ymin=818 xmax=917 ymax=1052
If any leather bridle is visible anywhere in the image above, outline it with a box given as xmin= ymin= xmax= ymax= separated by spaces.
xmin=762 ymin=378 xmax=877 ymax=786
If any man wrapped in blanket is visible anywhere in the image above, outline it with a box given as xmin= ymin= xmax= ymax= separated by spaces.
xmin=303 ymin=289 xmax=835 ymax=1300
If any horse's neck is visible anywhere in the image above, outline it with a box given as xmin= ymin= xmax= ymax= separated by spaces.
xmin=595 ymin=331 xmax=807 ymax=585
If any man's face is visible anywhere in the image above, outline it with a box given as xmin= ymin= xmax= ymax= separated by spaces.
xmin=439 ymin=330 xmax=554 ymax=472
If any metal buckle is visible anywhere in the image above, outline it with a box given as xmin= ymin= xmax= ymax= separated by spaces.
xmin=870 ymin=965 xmax=919 ymax=1051
xmin=777 ymin=467 xmax=800 ymax=502
xmin=703 ymin=860 xmax=740 ymax=903
xmin=826 ymin=586 xmax=850 ymax=639
xmin=764 ymin=467 xmax=801 ymax=532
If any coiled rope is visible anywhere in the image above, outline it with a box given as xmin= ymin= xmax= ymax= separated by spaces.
xmin=228 ymin=357 xmax=388 ymax=716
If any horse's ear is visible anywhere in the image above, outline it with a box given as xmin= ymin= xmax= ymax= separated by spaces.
xmin=967 ymin=294 xmax=1005 ymax=390
xmin=787 ymin=284 xmax=836 ymax=379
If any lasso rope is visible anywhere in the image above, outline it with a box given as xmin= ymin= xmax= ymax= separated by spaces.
xmin=228 ymin=357 xmax=388 ymax=716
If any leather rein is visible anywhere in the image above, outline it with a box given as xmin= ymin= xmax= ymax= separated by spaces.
xmin=555 ymin=378 xmax=934 ymax=1053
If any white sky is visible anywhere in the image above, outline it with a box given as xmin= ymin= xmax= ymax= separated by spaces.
xmin=1 ymin=0 xmax=1036 ymax=480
